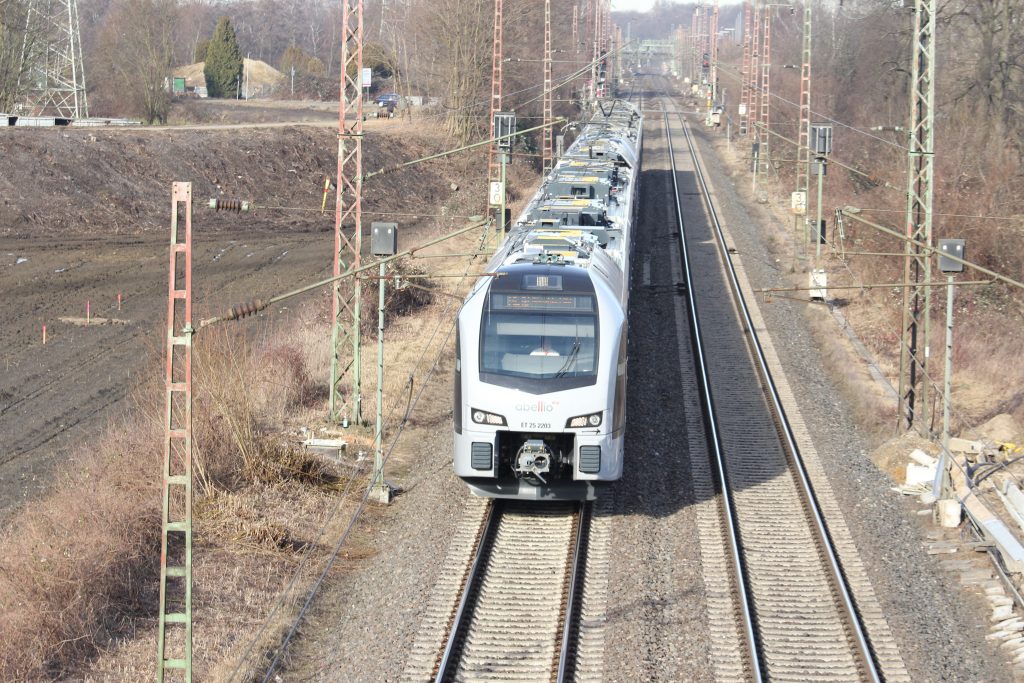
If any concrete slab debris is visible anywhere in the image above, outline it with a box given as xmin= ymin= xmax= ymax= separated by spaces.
xmin=303 ymin=438 xmax=347 ymax=460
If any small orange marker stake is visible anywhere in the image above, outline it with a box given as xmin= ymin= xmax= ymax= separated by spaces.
xmin=42 ymin=324 xmax=47 ymax=345
xmin=117 ymin=292 xmax=122 ymax=311
xmin=321 ymin=176 xmax=331 ymax=215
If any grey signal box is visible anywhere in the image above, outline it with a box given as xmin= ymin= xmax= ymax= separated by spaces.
xmin=811 ymin=125 xmax=833 ymax=156
xmin=494 ymin=111 xmax=516 ymax=150
xmin=938 ymin=238 xmax=965 ymax=273
xmin=371 ymin=222 xmax=398 ymax=256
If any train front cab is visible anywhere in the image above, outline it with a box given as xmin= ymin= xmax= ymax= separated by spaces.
xmin=453 ymin=263 xmax=625 ymax=500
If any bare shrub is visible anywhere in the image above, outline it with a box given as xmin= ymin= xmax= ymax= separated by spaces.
xmin=260 ymin=343 xmax=323 ymax=411
xmin=358 ymin=259 xmax=434 ymax=337
xmin=0 ymin=319 xmax=338 ymax=679
xmin=193 ymin=326 xmax=334 ymax=492
xmin=949 ymin=323 xmax=1024 ymax=428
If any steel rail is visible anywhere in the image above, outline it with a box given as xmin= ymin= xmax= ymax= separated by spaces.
xmin=434 ymin=502 xmax=589 ymax=682
xmin=433 ymin=500 xmax=502 ymax=683
xmin=663 ymin=109 xmax=763 ymax=682
xmin=556 ymin=502 xmax=592 ymax=683
xmin=668 ymin=100 xmax=882 ymax=682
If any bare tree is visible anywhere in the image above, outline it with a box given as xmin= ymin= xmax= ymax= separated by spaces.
xmin=943 ymin=0 xmax=1024 ymax=143
xmin=92 ymin=0 xmax=177 ymax=122
xmin=0 ymin=0 xmax=38 ymax=112
xmin=411 ymin=0 xmax=491 ymax=142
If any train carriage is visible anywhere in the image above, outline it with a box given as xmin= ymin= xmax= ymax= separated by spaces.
xmin=454 ymin=100 xmax=642 ymax=500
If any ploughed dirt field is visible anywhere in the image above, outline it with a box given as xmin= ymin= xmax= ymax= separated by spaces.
xmin=0 ymin=117 xmax=480 ymax=523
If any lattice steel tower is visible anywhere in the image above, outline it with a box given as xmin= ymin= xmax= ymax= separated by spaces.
xmin=329 ymin=0 xmax=365 ymax=425
xmin=589 ymin=0 xmax=600 ymax=100
xmin=758 ymin=4 xmax=771 ymax=175
xmin=542 ymin=0 xmax=553 ymax=174
xmin=709 ymin=2 xmax=719 ymax=104
xmin=487 ymin=0 xmax=504 ymax=185
xmin=796 ymin=5 xmax=812 ymax=201
xmin=899 ymin=0 xmax=937 ymax=432
xmin=740 ymin=1 xmax=751 ymax=136
xmin=692 ymin=5 xmax=701 ymax=71
xmin=18 ymin=0 xmax=88 ymax=118
xmin=749 ymin=1 xmax=761 ymax=161
xmin=572 ymin=4 xmax=579 ymax=57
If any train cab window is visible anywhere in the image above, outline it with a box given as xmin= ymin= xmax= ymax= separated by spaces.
xmin=479 ymin=290 xmax=599 ymax=392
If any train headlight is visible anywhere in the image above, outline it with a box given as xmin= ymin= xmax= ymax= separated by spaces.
xmin=566 ymin=412 xmax=602 ymax=428
xmin=471 ymin=409 xmax=507 ymax=426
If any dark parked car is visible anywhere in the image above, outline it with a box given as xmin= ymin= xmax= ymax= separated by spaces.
xmin=374 ymin=92 xmax=400 ymax=107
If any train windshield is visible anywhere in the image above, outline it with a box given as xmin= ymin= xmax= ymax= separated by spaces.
xmin=479 ymin=291 xmax=599 ymax=391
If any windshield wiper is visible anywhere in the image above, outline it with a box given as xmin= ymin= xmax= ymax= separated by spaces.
xmin=555 ymin=339 xmax=581 ymax=378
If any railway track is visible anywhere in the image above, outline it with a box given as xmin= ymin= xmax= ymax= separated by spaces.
xmin=425 ymin=500 xmax=591 ymax=682
xmin=660 ymin=93 xmax=906 ymax=682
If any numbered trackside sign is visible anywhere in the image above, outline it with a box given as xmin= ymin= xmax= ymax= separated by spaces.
xmin=489 ymin=181 xmax=504 ymax=207
xmin=791 ymin=190 xmax=807 ymax=215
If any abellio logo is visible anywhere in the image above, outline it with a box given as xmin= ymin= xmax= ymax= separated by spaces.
xmin=516 ymin=400 xmax=559 ymax=413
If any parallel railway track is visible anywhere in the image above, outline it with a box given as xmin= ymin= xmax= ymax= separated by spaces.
xmin=661 ymin=94 xmax=889 ymax=681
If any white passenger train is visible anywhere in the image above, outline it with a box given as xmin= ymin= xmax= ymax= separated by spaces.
xmin=453 ymin=100 xmax=642 ymax=500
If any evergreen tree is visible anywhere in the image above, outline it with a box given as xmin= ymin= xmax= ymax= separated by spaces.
xmin=193 ymin=39 xmax=210 ymax=64
xmin=203 ymin=17 xmax=242 ymax=98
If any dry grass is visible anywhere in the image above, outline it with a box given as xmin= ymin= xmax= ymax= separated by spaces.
xmin=0 ymin=309 xmax=341 ymax=681
xmin=192 ymin=326 xmax=335 ymax=492
xmin=0 ymin=380 xmax=163 ymax=680
xmin=948 ymin=324 xmax=1024 ymax=431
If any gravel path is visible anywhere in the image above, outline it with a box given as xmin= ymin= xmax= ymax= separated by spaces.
xmin=280 ymin=368 xmax=471 ymax=681
xmin=601 ymin=111 xmax=716 ymax=682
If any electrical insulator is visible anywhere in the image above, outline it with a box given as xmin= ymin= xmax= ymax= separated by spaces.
xmin=226 ymin=299 xmax=266 ymax=321
xmin=208 ymin=198 xmax=251 ymax=213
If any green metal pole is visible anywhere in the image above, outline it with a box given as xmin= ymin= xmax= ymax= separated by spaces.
xmin=352 ymin=272 xmax=362 ymax=425
xmin=941 ymin=273 xmax=954 ymax=449
xmin=499 ymin=151 xmax=507 ymax=238
xmin=936 ymin=273 xmax=955 ymax=500
xmin=374 ymin=260 xmax=386 ymax=498
xmin=815 ymin=158 xmax=824 ymax=261
xmin=752 ymin=130 xmax=758 ymax=194
xmin=328 ymin=299 xmax=341 ymax=420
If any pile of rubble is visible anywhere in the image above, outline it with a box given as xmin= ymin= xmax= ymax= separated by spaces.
xmin=879 ymin=414 xmax=1024 ymax=672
